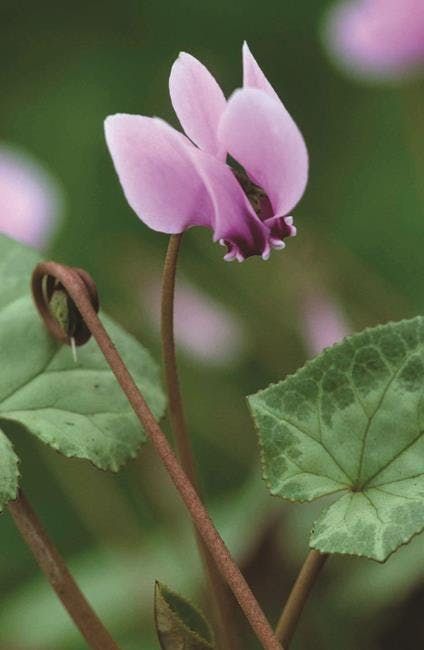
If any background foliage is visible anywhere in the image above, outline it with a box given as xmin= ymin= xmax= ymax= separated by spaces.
xmin=0 ymin=0 xmax=423 ymax=648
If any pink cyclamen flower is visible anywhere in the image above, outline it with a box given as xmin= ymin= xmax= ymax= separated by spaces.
xmin=105 ymin=43 xmax=308 ymax=262
xmin=300 ymin=291 xmax=351 ymax=357
xmin=324 ymin=0 xmax=424 ymax=80
xmin=143 ymin=277 xmax=246 ymax=365
xmin=0 ymin=145 xmax=62 ymax=249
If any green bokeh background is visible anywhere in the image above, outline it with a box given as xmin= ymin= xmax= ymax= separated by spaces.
xmin=1 ymin=1 xmax=423 ymax=648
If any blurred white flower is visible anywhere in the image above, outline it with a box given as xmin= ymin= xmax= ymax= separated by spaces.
xmin=0 ymin=145 xmax=63 ymax=249
xmin=300 ymin=291 xmax=351 ymax=357
xmin=143 ymin=277 xmax=247 ymax=366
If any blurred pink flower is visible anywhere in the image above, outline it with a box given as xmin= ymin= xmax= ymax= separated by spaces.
xmin=105 ymin=43 xmax=308 ymax=262
xmin=324 ymin=0 xmax=424 ymax=80
xmin=143 ymin=278 xmax=246 ymax=365
xmin=0 ymin=145 xmax=62 ymax=249
xmin=300 ymin=292 xmax=351 ymax=357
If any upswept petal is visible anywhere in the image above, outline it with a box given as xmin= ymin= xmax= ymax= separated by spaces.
xmin=242 ymin=42 xmax=281 ymax=104
xmin=104 ymin=113 xmax=270 ymax=259
xmin=104 ymin=114 xmax=212 ymax=234
xmin=218 ymin=87 xmax=308 ymax=217
xmin=169 ymin=52 xmax=227 ymax=159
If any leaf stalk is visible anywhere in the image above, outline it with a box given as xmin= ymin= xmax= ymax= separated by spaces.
xmin=8 ymin=490 xmax=120 ymax=650
xmin=275 ymin=549 xmax=328 ymax=647
xmin=31 ymin=260 xmax=283 ymax=650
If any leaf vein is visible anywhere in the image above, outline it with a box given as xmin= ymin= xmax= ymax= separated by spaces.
xmin=356 ymin=349 xmax=418 ymax=483
xmin=363 ymin=429 xmax=424 ymax=488
xmin=258 ymin=403 xmax=353 ymax=483
xmin=0 ymin=347 xmax=59 ymax=405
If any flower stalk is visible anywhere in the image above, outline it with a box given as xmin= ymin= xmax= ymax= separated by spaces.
xmin=31 ymin=261 xmax=283 ymax=650
xmin=160 ymin=234 xmax=197 ymax=480
xmin=8 ymin=491 xmax=120 ymax=650
xmin=161 ymin=233 xmax=240 ymax=650
xmin=275 ymin=549 xmax=328 ymax=647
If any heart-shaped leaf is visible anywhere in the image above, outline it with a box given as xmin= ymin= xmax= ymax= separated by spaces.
xmin=0 ymin=234 xmax=165 ymax=503
xmin=154 ymin=581 xmax=214 ymax=650
xmin=248 ymin=317 xmax=424 ymax=561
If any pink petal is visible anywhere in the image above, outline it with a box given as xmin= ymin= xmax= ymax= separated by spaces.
xmin=300 ymin=292 xmax=351 ymax=357
xmin=0 ymin=145 xmax=62 ymax=249
xmin=105 ymin=113 xmax=270 ymax=259
xmin=104 ymin=114 xmax=211 ymax=234
xmin=169 ymin=52 xmax=227 ymax=159
xmin=242 ymin=42 xmax=281 ymax=103
xmin=188 ymin=146 xmax=271 ymax=261
xmin=324 ymin=0 xmax=424 ymax=80
xmin=218 ymin=88 xmax=308 ymax=218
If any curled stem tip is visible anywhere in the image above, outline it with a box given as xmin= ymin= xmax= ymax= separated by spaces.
xmin=32 ymin=262 xmax=99 ymax=346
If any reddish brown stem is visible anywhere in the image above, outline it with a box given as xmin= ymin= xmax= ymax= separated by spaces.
xmin=161 ymin=234 xmax=241 ymax=650
xmin=31 ymin=261 xmax=282 ymax=650
xmin=275 ymin=550 xmax=328 ymax=647
xmin=8 ymin=491 xmax=119 ymax=650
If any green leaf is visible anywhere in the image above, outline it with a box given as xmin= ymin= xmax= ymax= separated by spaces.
xmin=248 ymin=317 xmax=424 ymax=562
xmin=0 ymin=234 xmax=165 ymax=480
xmin=0 ymin=425 xmax=19 ymax=509
xmin=154 ymin=582 xmax=214 ymax=650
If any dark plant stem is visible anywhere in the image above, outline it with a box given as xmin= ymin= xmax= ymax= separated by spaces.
xmin=8 ymin=491 xmax=120 ymax=650
xmin=160 ymin=235 xmax=196 ymax=479
xmin=275 ymin=550 xmax=328 ymax=647
xmin=31 ymin=262 xmax=283 ymax=650
xmin=161 ymin=233 xmax=240 ymax=650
